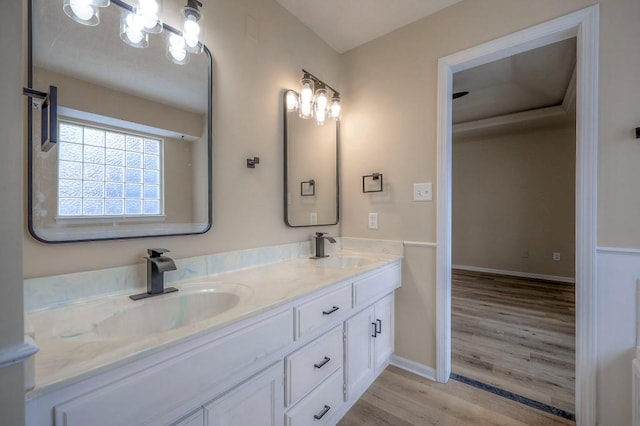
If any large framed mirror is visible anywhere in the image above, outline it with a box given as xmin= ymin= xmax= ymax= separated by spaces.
xmin=283 ymin=90 xmax=339 ymax=227
xmin=27 ymin=0 xmax=212 ymax=243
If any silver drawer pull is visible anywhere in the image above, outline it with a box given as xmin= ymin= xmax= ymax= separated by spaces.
xmin=314 ymin=356 xmax=331 ymax=369
xmin=376 ymin=319 xmax=382 ymax=334
xmin=322 ymin=306 xmax=339 ymax=315
xmin=313 ymin=404 xmax=331 ymax=420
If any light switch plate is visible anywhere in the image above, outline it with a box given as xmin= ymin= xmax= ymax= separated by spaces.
xmin=310 ymin=212 xmax=317 ymax=225
xmin=368 ymin=213 xmax=378 ymax=229
xmin=413 ymin=183 xmax=433 ymax=201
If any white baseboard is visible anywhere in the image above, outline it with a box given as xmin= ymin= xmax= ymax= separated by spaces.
xmin=452 ymin=264 xmax=575 ymax=284
xmin=390 ymin=355 xmax=436 ymax=381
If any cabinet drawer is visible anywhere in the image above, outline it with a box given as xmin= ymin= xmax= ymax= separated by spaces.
xmin=54 ymin=310 xmax=293 ymax=426
xmin=285 ymin=368 xmax=344 ymax=426
xmin=353 ymin=264 xmax=401 ymax=307
xmin=286 ymin=326 xmax=343 ymax=406
xmin=295 ymin=285 xmax=351 ymax=339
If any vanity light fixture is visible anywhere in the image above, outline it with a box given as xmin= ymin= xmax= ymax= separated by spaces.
xmin=64 ymin=0 xmax=205 ymax=65
xmin=290 ymin=69 xmax=342 ymax=125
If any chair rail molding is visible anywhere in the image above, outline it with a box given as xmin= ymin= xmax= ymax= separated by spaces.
xmin=436 ymin=5 xmax=599 ymax=426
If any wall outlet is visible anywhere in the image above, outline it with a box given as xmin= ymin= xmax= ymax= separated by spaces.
xmin=553 ymin=252 xmax=561 ymax=261
xmin=309 ymin=212 xmax=317 ymax=225
xmin=413 ymin=183 xmax=433 ymax=201
xmin=368 ymin=213 xmax=378 ymax=230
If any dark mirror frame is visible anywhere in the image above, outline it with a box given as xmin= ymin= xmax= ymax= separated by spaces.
xmin=26 ymin=0 xmax=213 ymax=243
xmin=283 ymin=89 xmax=340 ymax=228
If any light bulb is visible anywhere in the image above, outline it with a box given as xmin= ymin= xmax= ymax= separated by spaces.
xmin=314 ymin=86 xmax=328 ymax=125
xmin=170 ymin=46 xmax=187 ymax=61
xmin=121 ymin=12 xmax=149 ymax=48
xmin=315 ymin=87 xmax=328 ymax=111
xmin=184 ymin=16 xmax=201 ymax=36
xmin=167 ymin=33 xmax=189 ymax=64
xmin=299 ymin=77 xmax=314 ymax=118
xmin=64 ymin=0 xmax=99 ymax=25
xmin=126 ymin=13 xmax=144 ymax=32
xmin=70 ymin=0 xmax=94 ymax=21
xmin=138 ymin=0 xmax=162 ymax=32
xmin=126 ymin=28 xmax=144 ymax=44
xmin=139 ymin=0 xmax=158 ymax=15
xmin=300 ymin=102 xmax=313 ymax=119
xmin=285 ymin=91 xmax=299 ymax=112
xmin=330 ymin=95 xmax=341 ymax=120
xmin=315 ymin=109 xmax=326 ymax=126
xmin=184 ymin=33 xmax=199 ymax=48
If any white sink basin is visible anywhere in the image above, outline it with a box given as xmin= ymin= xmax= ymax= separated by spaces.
xmin=314 ymin=255 xmax=372 ymax=269
xmin=94 ymin=283 xmax=251 ymax=338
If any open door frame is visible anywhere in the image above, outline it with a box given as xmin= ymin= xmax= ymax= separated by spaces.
xmin=435 ymin=5 xmax=599 ymax=425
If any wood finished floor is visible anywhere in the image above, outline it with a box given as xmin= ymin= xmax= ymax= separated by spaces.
xmin=338 ymin=366 xmax=575 ymax=425
xmin=451 ymin=269 xmax=575 ymax=414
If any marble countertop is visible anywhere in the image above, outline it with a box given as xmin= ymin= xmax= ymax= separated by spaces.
xmin=26 ymin=250 xmax=402 ymax=399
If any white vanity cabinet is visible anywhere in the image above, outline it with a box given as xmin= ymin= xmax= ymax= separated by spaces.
xmin=344 ymin=263 xmax=400 ymax=401
xmin=203 ymin=363 xmax=284 ymax=426
xmin=27 ymin=259 xmax=402 ymax=426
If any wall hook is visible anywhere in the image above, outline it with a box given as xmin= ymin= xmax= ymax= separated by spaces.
xmin=246 ymin=157 xmax=260 ymax=168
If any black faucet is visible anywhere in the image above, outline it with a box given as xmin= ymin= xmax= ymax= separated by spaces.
xmin=130 ymin=249 xmax=178 ymax=300
xmin=311 ymin=232 xmax=336 ymax=259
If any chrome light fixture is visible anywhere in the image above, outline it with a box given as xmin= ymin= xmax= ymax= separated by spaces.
xmin=289 ymin=69 xmax=342 ymax=125
xmin=63 ymin=0 xmax=205 ymax=65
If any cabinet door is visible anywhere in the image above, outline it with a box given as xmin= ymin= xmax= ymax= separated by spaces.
xmin=344 ymin=306 xmax=375 ymax=400
xmin=373 ymin=294 xmax=394 ymax=369
xmin=173 ymin=409 xmax=204 ymax=426
xmin=204 ymin=362 xmax=284 ymax=426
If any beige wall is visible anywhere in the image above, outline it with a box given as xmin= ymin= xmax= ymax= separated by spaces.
xmin=0 ymin=0 xmax=25 ymax=423
xmin=23 ymin=0 xmax=342 ymax=278
xmin=452 ymin=122 xmax=576 ymax=278
xmin=341 ymin=1 xmax=640 ymax=422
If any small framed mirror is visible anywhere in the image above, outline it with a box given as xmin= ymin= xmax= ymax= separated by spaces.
xmin=283 ymin=90 xmax=339 ymax=227
xmin=27 ymin=0 xmax=212 ymax=243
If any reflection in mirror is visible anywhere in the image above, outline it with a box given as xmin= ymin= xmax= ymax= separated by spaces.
xmin=284 ymin=90 xmax=339 ymax=227
xmin=28 ymin=0 xmax=212 ymax=242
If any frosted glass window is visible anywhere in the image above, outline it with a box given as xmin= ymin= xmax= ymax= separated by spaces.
xmin=57 ymin=121 xmax=163 ymax=218
xmin=126 ymin=168 xmax=143 ymax=183
xmin=59 ymin=141 xmax=82 ymax=162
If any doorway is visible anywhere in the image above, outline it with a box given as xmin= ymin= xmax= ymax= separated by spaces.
xmin=435 ymin=6 xmax=598 ymax=425
xmin=450 ymin=38 xmax=577 ymax=417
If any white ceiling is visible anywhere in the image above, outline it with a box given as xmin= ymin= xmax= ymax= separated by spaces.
xmin=452 ymin=38 xmax=576 ymax=125
xmin=275 ymin=0 xmax=463 ymax=53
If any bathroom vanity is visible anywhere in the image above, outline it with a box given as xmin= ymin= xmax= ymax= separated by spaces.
xmin=25 ymin=246 xmax=402 ymax=425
